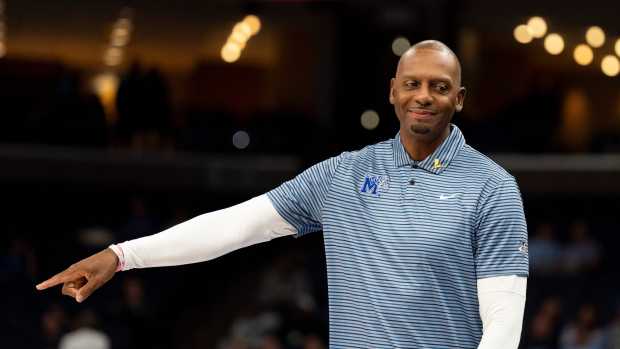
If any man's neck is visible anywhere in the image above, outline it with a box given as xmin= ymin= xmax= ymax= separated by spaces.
xmin=401 ymin=126 xmax=450 ymax=161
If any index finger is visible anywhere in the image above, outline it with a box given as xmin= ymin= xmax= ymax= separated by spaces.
xmin=36 ymin=270 xmax=78 ymax=291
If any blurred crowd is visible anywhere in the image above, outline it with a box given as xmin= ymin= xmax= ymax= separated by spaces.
xmin=1 ymin=58 xmax=619 ymax=158
xmin=1 ymin=192 xmax=619 ymax=349
xmin=1 ymin=193 xmax=329 ymax=349
xmin=0 ymin=60 xmax=324 ymax=158
xmin=522 ymin=220 xmax=620 ymax=349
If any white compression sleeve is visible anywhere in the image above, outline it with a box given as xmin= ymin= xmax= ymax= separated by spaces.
xmin=110 ymin=194 xmax=296 ymax=270
xmin=477 ymin=275 xmax=527 ymax=349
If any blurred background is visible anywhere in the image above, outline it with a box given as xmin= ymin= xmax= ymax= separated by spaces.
xmin=0 ymin=0 xmax=619 ymax=348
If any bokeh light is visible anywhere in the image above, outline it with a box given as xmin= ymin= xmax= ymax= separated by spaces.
xmin=573 ymin=44 xmax=593 ymax=66
xmin=221 ymin=42 xmax=241 ymax=63
xmin=601 ymin=55 xmax=619 ymax=77
xmin=228 ymin=32 xmax=247 ymax=49
xmin=233 ymin=22 xmax=252 ymax=38
xmin=544 ymin=33 xmax=564 ymax=55
xmin=117 ymin=18 xmax=132 ymax=32
xmin=391 ymin=36 xmax=411 ymax=56
xmin=360 ymin=110 xmax=380 ymax=130
xmin=615 ymin=38 xmax=620 ymax=57
xmin=527 ymin=16 xmax=547 ymax=38
xmin=104 ymin=47 xmax=123 ymax=66
xmin=91 ymin=73 xmax=119 ymax=123
xmin=0 ymin=41 xmax=5 ymax=58
xmin=110 ymin=27 xmax=130 ymax=47
xmin=586 ymin=26 xmax=605 ymax=48
xmin=514 ymin=25 xmax=533 ymax=44
xmin=232 ymin=131 xmax=250 ymax=149
xmin=243 ymin=15 xmax=261 ymax=36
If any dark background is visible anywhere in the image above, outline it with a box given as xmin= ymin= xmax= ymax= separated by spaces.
xmin=1 ymin=1 xmax=619 ymax=348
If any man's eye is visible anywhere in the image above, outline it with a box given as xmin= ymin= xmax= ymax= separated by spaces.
xmin=405 ymin=81 xmax=419 ymax=88
xmin=435 ymin=84 xmax=449 ymax=93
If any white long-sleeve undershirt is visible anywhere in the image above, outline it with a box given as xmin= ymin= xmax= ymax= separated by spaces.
xmin=112 ymin=194 xmax=296 ymax=269
xmin=110 ymin=194 xmax=527 ymax=347
xmin=477 ymin=275 xmax=527 ymax=349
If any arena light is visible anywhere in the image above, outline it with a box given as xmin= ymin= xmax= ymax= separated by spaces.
xmin=110 ymin=26 xmax=130 ymax=47
xmin=117 ymin=17 xmax=132 ymax=32
xmin=233 ymin=22 xmax=252 ymax=38
xmin=601 ymin=55 xmax=619 ymax=77
xmin=91 ymin=73 xmax=120 ymax=123
xmin=361 ymin=110 xmax=380 ymax=130
xmin=243 ymin=15 xmax=261 ymax=36
xmin=229 ymin=31 xmax=248 ymax=48
xmin=586 ymin=26 xmax=605 ymax=48
xmin=221 ymin=42 xmax=241 ymax=63
xmin=102 ymin=7 xmax=133 ymax=67
xmin=104 ymin=47 xmax=123 ymax=66
xmin=527 ymin=16 xmax=547 ymax=38
xmin=573 ymin=44 xmax=593 ymax=66
xmin=544 ymin=33 xmax=564 ymax=55
xmin=513 ymin=25 xmax=533 ymax=44
xmin=391 ymin=36 xmax=411 ymax=56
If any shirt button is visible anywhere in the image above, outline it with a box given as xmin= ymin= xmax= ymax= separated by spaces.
xmin=411 ymin=164 xmax=418 ymax=169
xmin=409 ymin=179 xmax=416 ymax=185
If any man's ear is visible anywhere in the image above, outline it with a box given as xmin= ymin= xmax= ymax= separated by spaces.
xmin=455 ymin=87 xmax=466 ymax=112
xmin=389 ymin=78 xmax=396 ymax=105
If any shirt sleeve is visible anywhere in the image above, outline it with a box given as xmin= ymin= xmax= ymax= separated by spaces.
xmin=474 ymin=176 xmax=529 ymax=279
xmin=266 ymin=152 xmax=347 ymax=237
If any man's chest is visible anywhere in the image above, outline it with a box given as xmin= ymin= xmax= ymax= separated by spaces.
xmin=321 ymin=169 xmax=479 ymax=264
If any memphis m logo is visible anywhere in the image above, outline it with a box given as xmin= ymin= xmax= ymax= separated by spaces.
xmin=360 ymin=175 xmax=389 ymax=196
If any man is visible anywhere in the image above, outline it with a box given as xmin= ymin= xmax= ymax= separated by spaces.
xmin=37 ymin=40 xmax=529 ymax=348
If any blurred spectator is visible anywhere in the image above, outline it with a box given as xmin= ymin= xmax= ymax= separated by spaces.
xmin=0 ymin=237 xmax=38 ymax=279
xmin=258 ymin=253 xmax=317 ymax=312
xmin=226 ymin=311 xmax=282 ymax=348
xmin=40 ymin=304 xmax=67 ymax=349
xmin=303 ymin=334 xmax=326 ymax=349
xmin=607 ymin=306 xmax=620 ymax=349
xmin=59 ymin=309 xmax=111 ymax=349
xmin=115 ymin=63 xmax=172 ymax=149
xmin=563 ymin=220 xmax=601 ymax=274
xmin=35 ymin=69 xmax=107 ymax=147
xmin=119 ymin=196 xmax=157 ymax=241
xmin=525 ymin=297 xmax=563 ymax=349
xmin=560 ymin=304 xmax=605 ymax=349
xmin=112 ymin=276 xmax=157 ymax=349
xmin=529 ymin=223 xmax=563 ymax=274
xmin=259 ymin=334 xmax=283 ymax=349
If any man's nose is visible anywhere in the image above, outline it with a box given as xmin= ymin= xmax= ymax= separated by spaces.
xmin=415 ymin=86 xmax=433 ymax=106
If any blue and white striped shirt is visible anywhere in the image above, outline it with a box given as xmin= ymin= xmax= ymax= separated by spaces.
xmin=267 ymin=124 xmax=529 ymax=348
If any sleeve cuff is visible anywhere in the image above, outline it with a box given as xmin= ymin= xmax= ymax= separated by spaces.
xmin=108 ymin=244 xmax=125 ymax=272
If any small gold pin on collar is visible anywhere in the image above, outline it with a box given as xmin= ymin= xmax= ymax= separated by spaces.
xmin=433 ymin=159 xmax=444 ymax=169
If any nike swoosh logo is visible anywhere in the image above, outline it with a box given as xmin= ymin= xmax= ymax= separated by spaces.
xmin=438 ymin=194 xmax=459 ymax=200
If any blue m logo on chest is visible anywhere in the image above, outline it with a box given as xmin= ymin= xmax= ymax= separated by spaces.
xmin=360 ymin=174 xmax=389 ymax=196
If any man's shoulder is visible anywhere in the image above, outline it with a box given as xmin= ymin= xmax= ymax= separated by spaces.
xmin=458 ymin=144 xmax=514 ymax=185
xmin=338 ymin=137 xmax=393 ymax=164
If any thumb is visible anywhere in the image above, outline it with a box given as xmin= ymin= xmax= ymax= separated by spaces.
xmin=75 ymin=278 xmax=101 ymax=303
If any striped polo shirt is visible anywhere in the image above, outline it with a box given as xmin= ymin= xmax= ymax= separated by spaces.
xmin=267 ymin=124 xmax=529 ymax=348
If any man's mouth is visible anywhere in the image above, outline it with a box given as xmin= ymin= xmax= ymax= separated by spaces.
xmin=407 ymin=108 xmax=436 ymax=120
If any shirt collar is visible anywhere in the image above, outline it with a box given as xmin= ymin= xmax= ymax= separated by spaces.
xmin=392 ymin=123 xmax=465 ymax=174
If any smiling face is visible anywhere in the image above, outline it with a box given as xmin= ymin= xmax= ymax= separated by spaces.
xmin=389 ymin=46 xmax=466 ymax=144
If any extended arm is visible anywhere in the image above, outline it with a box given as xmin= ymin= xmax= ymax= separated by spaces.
xmin=36 ymin=194 xmax=295 ymax=301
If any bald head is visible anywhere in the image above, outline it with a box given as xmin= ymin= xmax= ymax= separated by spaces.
xmin=396 ymin=40 xmax=462 ymax=86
